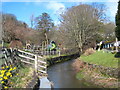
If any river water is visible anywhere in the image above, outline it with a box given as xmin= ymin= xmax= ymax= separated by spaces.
xmin=47 ymin=59 xmax=96 ymax=88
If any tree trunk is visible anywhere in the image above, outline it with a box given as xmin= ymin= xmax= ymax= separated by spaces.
xmin=45 ymin=33 xmax=48 ymax=46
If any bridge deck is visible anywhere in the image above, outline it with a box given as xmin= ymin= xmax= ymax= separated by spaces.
xmin=39 ymin=77 xmax=51 ymax=89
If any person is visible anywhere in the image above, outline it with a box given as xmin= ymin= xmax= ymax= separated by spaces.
xmin=47 ymin=41 xmax=56 ymax=51
xmin=100 ymin=41 xmax=104 ymax=50
xmin=50 ymin=41 xmax=56 ymax=51
xmin=96 ymin=44 xmax=99 ymax=50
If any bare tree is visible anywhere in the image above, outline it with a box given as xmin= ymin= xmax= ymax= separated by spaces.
xmin=2 ymin=13 xmax=18 ymax=42
xmin=30 ymin=14 xmax=34 ymax=28
xmin=2 ymin=13 xmax=37 ymax=45
xmin=60 ymin=4 xmax=106 ymax=52
xmin=104 ymin=22 xmax=116 ymax=40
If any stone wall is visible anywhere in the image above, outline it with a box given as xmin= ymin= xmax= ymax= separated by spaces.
xmin=46 ymin=53 xmax=80 ymax=66
xmin=81 ymin=61 xmax=119 ymax=78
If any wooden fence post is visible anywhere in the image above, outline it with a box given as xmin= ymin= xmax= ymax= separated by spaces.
xmin=2 ymin=40 xmax=4 ymax=48
xmin=59 ymin=49 xmax=61 ymax=56
xmin=35 ymin=55 xmax=38 ymax=73
xmin=45 ymin=59 xmax=47 ymax=75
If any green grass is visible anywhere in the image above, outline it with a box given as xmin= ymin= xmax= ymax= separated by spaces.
xmin=0 ymin=43 xmax=9 ymax=48
xmin=10 ymin=65 xmax=34 ymax=88
xmin=3 ymin=43 xmax=9 ymax=48
xmin=0 ymin=54 xmax=6 ymax=67
xmin=80 ymin=50 xmax=119 ymax=68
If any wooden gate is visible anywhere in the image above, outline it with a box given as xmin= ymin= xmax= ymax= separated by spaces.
xmin=18 ymin=49 xmax=47 ymax=75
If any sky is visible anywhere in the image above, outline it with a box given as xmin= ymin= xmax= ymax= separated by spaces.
xmin=1 ymin=0 xmax=119 ymax=27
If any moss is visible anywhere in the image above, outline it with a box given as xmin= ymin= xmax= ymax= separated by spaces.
xmin=46 ymin=55 xmax=70 ymax=66
xmin=76 ymin=70 xmax=84 ymax=79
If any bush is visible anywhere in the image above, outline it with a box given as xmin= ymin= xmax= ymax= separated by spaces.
xmin=83 ymin=48 xmax=96 ymax=56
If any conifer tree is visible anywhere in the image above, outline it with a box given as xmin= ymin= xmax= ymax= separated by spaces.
xmin=115 ymin=0 xmax=120 ymax=40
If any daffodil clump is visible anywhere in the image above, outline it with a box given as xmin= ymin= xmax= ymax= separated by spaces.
xmin=0 ymin=65 xmax=17 ymax=89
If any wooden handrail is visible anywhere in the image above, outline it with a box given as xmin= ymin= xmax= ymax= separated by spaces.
xmin=19 ymin=54 xmax=35 ymax=61
xmin=18 ymin=49 xmax=35 ymax=56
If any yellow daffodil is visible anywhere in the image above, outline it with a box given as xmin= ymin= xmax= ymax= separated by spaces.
xmin=2 ymin=67 xmax=5 ymax=69
xmin=6 ymin=66 xmax=9 ymax=68
xmin=1 ymin=81 xmax=4 ymax=84
xmin=6 ymin=72 xmax=11 ymax=76
xmin=13 ymin=67 xmax=16 ymax=70
xmin=0 ymin=74 xmax=4 ymax=77
xmin=0 ymin=78 xmax=2 ymax=81
xmin=1 ymin=70 xmax=6 ymax=74
xmin=3 ymin=76 xmax=8 ymax=80
xmin=8 ymin=68 xmax=13 ymax=71
xmin=10 ymin=65 xmax=13 ymax=68
xmin=4 ymin=86 xmax=8 ymax=89
xmin=10 ymin=75 xmax=12 ymax=77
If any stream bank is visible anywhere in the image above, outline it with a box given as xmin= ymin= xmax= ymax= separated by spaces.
xmin=72 ymin=59 xmax=119 ymax=88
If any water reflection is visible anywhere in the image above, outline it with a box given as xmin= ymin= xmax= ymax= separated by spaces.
xmin=47 ymin=59 xmax=96 ymax=88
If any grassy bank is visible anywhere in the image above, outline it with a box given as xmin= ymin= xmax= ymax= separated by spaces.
xmin=76 ymin=67 xmax=118 ymax=88
xmin=10 ymin=65 xmax=35 ymax=88
xmin=80 ymin=50 xmax=119 ymax=68
xmin=74 ymin=50 xmax=119 ymax=88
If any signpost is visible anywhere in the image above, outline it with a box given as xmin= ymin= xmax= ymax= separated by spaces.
xmin=115 ymin=38 xmax=118 ymax=52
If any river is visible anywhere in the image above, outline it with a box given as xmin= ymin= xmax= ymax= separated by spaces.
xmin=47 ymin=59 xmax=96 ymax=88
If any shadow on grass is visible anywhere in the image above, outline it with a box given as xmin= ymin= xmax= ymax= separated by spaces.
xmin=114 ymin=52 xmax=120 ymax=58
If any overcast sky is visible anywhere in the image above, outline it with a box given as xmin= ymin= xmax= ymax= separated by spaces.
xmin=1 ymin=0 xmax=119 ymax=27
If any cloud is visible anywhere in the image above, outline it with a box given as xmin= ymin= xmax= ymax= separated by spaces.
xmin=45 ymin=2 xmax=65 ymax=25
xmin=46 ymin=2 xmax=65 ymax=14
xmin=105 ymin=1 xmax=118 ymax=21
xmin=106 ymin=0 xmax=119 ymax=2
xmin=54 ymin=20 xmax=61 ymax=25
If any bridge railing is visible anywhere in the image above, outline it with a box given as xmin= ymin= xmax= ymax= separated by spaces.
xmin=18 ymin=49 xmax=47 ymax=75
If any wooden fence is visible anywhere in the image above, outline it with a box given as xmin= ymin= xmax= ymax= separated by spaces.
xmin=0 ymin=48 xmax=15 ymax=66
xmin=18 ymin=49 xmax=47 ymax=75
xmin=24 ymin=48 xmax=61 ymax=56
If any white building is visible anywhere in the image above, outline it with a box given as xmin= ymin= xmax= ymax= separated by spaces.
xmin=114 ymin=41 xmax=120 ymax=47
